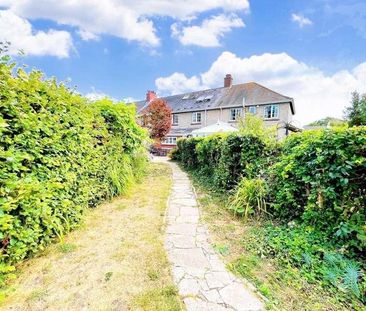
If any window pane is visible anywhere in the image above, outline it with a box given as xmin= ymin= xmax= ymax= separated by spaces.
xmin=230 ymin=108 xmax=238 ymax=121
xmin=264 ymin=106 xmax=270 ymax=118
xmin=237 ymin=108 xmax=242 ymax=118
xmin=264 ymin=105 xmax=279 ymax=118
xmin=192 ymin=112 xmax=201 ymax=123
xmin=249 ymin=106 xmax=256 ymax=114
xmin=172 ymin=114 xmax=178 ymax=124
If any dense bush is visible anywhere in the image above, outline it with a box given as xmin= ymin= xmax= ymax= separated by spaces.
xmin=174 ymin=128 xmax=366 ymax=254
xmin=271 ymin=128 xmax=366 ymax=254
xmin=174 ymin=133 xmax=270 ymax=189
xmin=0 ymin=62 xmax=147 ymax=285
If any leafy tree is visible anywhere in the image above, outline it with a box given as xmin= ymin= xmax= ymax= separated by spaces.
xmin=307 ymin=117 xmax=346 ymax=127
xmin=345 ymin=91 xmax=366 ymax=126
xmin=141 ymin=98 xmax=172 ymax=141
xmin=238 ymin=113 xmax=277 ymax=146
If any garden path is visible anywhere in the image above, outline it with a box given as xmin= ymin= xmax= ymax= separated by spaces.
xmin=157 ymin=157 xmax=265 ymax=311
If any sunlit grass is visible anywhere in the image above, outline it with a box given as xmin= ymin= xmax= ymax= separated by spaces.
xmin=1 ymin=163 xmax=184 ymax=310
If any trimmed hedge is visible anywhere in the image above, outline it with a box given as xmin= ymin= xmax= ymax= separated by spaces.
xmin=173 ymin=128 xmax=366 ymax=253
xmin=271 ymin=128 xmax=366 ymax=253
xmin=174 ymin=133 xmax=272 ymax=190
xmin=0 ymin=64 xmax=147 ymax=284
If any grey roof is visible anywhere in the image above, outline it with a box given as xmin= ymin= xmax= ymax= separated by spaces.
xmin=133 ymin=82 xmax=295 ymax=115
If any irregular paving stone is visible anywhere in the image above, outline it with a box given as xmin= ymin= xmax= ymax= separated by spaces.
xmin=175 ymin=215 xmax=199 ymax=224
xmin=205 ymin=272 xmax=234 ymax=289
xmin=179 ymin=207 xmax=200 ymax=217
xmin=167 ymin=234 xmax=196 ymax=248
xmin=184 ymin=298 xmax=229 ymax=311
xmin=172 ymin=265 xmax=186 ymax=283
xmin=166 ymin=223 xmax=197 ymax=236
xmin=160 ymin=159 xmax=265 ymax=311
xmin=219 ymin=283 xmax=264 ymax=311
xmin=200 ymin=288 xmax=224 ymax=304
xmin=169 ymin=248 xmax=210 ymax=270
xmin=179 ymin=278 xmax=201 ymax=295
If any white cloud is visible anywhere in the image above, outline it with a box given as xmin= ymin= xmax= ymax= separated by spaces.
xmin=0 ymin=0 xmax=249 ymax=47
xmin=85 ymin=91 xmax=109 ymax=101
xmin=77 ymin=29 xmax=99 ymax=41
xmin=0 ymin=10 xmax=73 ymax=58
xmin=156 ymin=73 xmax=204 ymax=95
xmin=85 ymin=92 xmax=136 ymax=103
xmin=155 ymin=51 xmax=366 ymax=125
xmin=171 ymin=14 xmax=245 ymax=47
xmin=123 ymin=97 xmax=138 ymax=103
xmin=291 ymin=13 xmax=313 ymax=27
xmin=84 ymin=87 xmax=122 ymax=102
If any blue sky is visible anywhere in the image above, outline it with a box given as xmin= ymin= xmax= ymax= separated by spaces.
xmin=0 ymin=0 xmax=366 ymax=124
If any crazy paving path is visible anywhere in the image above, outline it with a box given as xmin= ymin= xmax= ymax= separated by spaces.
xmin=164 ymin=160 xmax=265 ymax=311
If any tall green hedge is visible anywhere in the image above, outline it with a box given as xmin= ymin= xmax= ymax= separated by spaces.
xmin=0 ymin=63 xmax=147 ymax=284
xmin=174 ymin=133 xmax=270 ymax=189
xmin=173 ymin=128 xmax=366 ymax=253
xmin=271 ymin=128 xmax=366 ymax=253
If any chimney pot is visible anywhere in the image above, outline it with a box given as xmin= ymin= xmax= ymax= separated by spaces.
xmin=224 ymin=74 xmax=233 ymax=88
xmin=146 ymin=90 xmax=157 ymax=102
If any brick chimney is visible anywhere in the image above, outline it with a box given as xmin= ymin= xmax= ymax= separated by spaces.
xmin=224 ymin=74 xmax=233 ymax=88
xmin=146 ymin=90 xmax=157 ymax=102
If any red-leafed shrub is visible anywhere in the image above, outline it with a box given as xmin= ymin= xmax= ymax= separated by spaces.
xmin=141 ymin=99 xmax=172 ymax=142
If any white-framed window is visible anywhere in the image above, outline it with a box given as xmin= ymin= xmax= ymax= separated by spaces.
xmin=248 ymin=106 xmax=257 ymax=115
xmin=172 ymin=114 xmax=178 ymax=125
xmin=192 ymin=112 xmax=202 ymax=124
xmin=264 ymin=105 xmax=279 ymax=119
xmin=163 ymin=137 xmax=177 ymax=145
xmin=229 ymin=108 xmax=243 ymax=121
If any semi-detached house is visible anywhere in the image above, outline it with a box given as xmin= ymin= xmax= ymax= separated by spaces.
xmin=134 ymin=74 xmax=296 ymax=151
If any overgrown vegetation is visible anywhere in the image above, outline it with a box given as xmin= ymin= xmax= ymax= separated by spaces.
xmin=345 ymin=91 xmax=366 ymax=127
xmin=171 ymin=116 xmax=366 ymax=307
xmin=193 ymin=183 xmax=365 ymax=310
xmin=0 ymin=53 xmax=148 ymax=286
xmin=271 ymin=128 xmax=366 ymax=254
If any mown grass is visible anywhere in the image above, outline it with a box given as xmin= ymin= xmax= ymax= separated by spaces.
xmin=187 ymin=168 xmax=364 ymax=311
xmin=1 ymin=163 xmax=184 ymax=311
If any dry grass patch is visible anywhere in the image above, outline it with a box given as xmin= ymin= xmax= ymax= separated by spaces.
xmin=1 ymin=163 xmax=184 ymax=311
